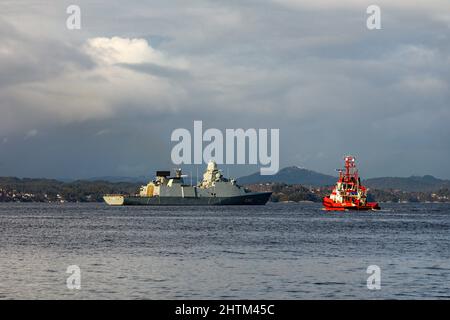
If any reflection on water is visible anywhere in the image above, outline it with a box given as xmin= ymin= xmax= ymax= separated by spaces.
xmin=0 ymin=202 xmax=449 ymax=299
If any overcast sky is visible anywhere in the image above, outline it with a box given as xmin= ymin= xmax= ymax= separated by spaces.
xmin=0 ymin=0 xmax=449 ymax=179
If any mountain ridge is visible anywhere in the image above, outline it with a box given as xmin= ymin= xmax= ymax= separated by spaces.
xmin=2 ymin=167 xmax=450 ymax=192
xmin=237 ymin=166 xmax=337 ymax=186
xmin=237 ymin=167 xmax=450 ymax=192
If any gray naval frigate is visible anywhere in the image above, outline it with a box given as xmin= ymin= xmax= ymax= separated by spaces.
xmin=103 ymin=161 xmax=272 ymax=206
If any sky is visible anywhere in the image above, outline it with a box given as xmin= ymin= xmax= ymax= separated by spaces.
xmin=0 ymin=0 xmax=449 ymax=179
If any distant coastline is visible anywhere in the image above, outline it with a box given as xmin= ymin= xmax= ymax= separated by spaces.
xmin=1 ymin=176 xmax=449 ymax=204
xmin=245 ymin=183 xmax=449 ymax=204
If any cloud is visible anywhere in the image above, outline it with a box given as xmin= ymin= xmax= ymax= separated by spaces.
xmin=83 ymin=37 xmax=188 ymax=69
xmin=24 ymin=129 xmax=38 ymax=140
xmin=0 ymin=1 xmax=449 ymax=178
xmin=397 ymin=75 xmax=448 ymax=94
xmin=95 ymin=129 xmax=110 ymax=136
xmin=272 ymin=0 xmax=450 ymax=11
xmin=0 ymin=33 xmax=190 ymax=134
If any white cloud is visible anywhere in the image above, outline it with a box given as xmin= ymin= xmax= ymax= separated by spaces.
xmin=84 ymin=37 xmax=188 ymax=68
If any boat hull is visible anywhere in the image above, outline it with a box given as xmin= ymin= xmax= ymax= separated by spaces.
xmin=323 ymin=196 xmax=380 ymax=211
xmin=103 ymin=195 xmax=125 ymax=206
xmin=105 ymin=192 xmax=272 ymax=206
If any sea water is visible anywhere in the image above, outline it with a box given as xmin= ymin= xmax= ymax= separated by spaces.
xmin=0 ymin=202 xmax=449 ymax=299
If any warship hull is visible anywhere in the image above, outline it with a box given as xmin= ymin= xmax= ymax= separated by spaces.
xmin=104 ymin=192 xmax=272 ymax=206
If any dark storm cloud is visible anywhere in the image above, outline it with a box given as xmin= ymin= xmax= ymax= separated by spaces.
xmin=0 ymin=0 xmax=449 ymax=178
xmin=0 ymin=19 xmax=94 ymax=88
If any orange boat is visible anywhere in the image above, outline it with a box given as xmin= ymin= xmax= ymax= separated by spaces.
xmin=323 ymin=156 xmax=380 ymax=211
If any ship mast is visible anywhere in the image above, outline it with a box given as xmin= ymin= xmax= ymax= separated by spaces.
xmin=343 ymin=155 xmax=358 ymax=185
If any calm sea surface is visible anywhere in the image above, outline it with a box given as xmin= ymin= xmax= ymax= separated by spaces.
xmin=0 ymin=202 xmax=449 ymax=299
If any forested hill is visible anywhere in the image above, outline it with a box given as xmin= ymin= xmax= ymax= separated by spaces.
xmin=238 ymin=166 xmax=336 ymax=186
xmin=363 ymin=175 xmax=450 ymax=192
xmin=238 ymin=168 xmax=450 ymax=192
xmin=0 ymin=177 xmax=140 ymax=202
